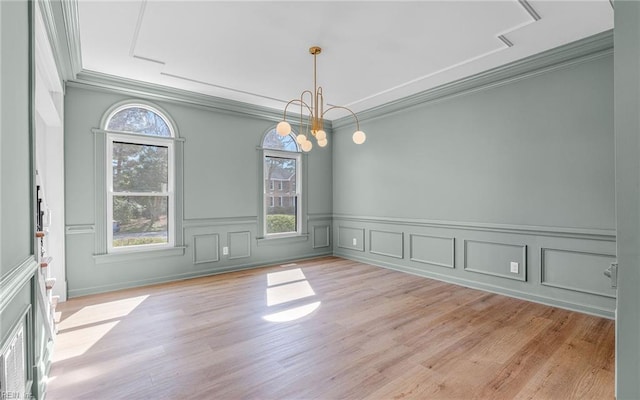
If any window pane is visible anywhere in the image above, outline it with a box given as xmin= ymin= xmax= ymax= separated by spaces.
xmin=265 ymin=156 xmax=297 ymax=234
xmin=113 ymin=142 xmax=168 ymax=192
xmin=107 ymin=107 xmax=171 ymax=137
xmin=262 ymin=129 xmax=298 ymax=151
xmin=112 ymin=196 xmax=168 ymax=248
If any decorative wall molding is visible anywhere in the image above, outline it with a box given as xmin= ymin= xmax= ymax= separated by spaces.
xmin=337 ymin=226 xmax=365 ymax=252
xmin=541 ymin=247 xmax=616 ymax=298
xmin=193 ymin=234 xmax=220 ymax=264
xmin=409 ymin=234 xmax=455 ymax=269
xmin=307 ymin=213 xmax=333 ymax=222
xmin=256 ymin=234 xmax=309 ymax=246
xmin=463 ymin=239 xmax=527 ymax=282
xmin=333 ymin=30 xmax=613 ymax=129
xmin=312 ymin=225 xmax=331 ymax=249
xmin=93 ymin=129 xmax=107 ymax=254
xmin=332 ymin=214 xmax=615 ymax=241
xmin=182 ymin=216 xmax=258 ymax=228
xmin=228 ymin=231 xmax=251 ymax=260
xmin=0 ymin=257 xmax=38 ymax=313
xmin=369 ymin=230 xmax=404 ymax=259
xmin=335 ymin=252 xmax=614 ymax=319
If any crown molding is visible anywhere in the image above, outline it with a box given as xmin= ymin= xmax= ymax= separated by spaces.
xmin=61 ymin=0 xmax=82 ymax=76
xmin=68 ymin=70 xmax=333 ymax=128
xmin=57 ymin=1 xmax=609 ymax=131
xmin=333 ymin=30 xmax=613 ymax=129
xmin=37 ymin=0 xmax=72 ymax=82
xmin=38 ymin=0 xmax=82 ymax=83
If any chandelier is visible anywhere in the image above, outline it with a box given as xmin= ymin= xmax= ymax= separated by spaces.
xmin=276 ymin=46 xmax=366 ymax=152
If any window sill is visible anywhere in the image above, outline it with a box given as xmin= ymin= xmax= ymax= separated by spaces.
xmin=256 ymin=234 xmax=309 ymax=246
xmin=94 ymin=246 xmax=186 ymax=264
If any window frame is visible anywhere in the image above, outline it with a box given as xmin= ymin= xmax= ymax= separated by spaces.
xmin=106 ymin=133 xmax=176 ymax=253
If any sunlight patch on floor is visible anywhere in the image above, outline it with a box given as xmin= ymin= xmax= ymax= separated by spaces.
xmin=53 ymin=321 xmax=120 ymax=362
xmin=59 ymin=295 xmax=149 ymax=330
xmin=266 ymin=280 xmax=315 ymax=306
xmin=263 ymin=268 xmax=321 ymax=322
xmin=267 ymin=268 xmax=305 ymax=286
xmin=263 ymin=301 xmax=321 ymax=322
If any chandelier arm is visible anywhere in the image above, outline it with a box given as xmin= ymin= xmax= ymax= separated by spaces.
xmin=300 ymin=90 xmax=314 ymax=115
xmin=322 ymin=105 xmax=361 ymax=131
xmin=282 ymin=98 xmax=314 ymax=121
xmin=317 ymin=87 xmax=324 ymax=132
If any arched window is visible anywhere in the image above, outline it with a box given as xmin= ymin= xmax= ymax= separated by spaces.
xmin=262 ymin=128 xmax=302 ymax=237
xmin=106 ymin=105 xmax=173 ymax=137
xmin=103 ymin=103 xmax=176 ymax=252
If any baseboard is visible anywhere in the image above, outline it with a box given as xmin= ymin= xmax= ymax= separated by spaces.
xmin=335 ymin=251 xmax=615 ymax=319
xmin=68 ymin=252 xmax=332 ymax=298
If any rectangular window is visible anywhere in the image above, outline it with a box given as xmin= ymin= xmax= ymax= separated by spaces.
xmin=269 ymin=180 xmax=274 ymax=190
xmin=264 ymin=152 xmax=300 ymax=237
xmin=107 ymin=135 xmax=174 ymax=252
xmin=270 ymin=196 xmax=274 ymax=207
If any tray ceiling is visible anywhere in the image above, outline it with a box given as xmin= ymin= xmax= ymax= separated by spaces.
xmin=78 ymin=1 xmax=613 ymax=119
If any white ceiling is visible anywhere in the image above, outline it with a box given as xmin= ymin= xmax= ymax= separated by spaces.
xmin=77 ymin=1 xmax=613 ymax=119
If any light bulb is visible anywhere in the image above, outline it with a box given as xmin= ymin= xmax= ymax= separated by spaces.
xmin=276 ymin=121 xmax=291 ymax=136
xmin=318 ymin=138 xmax=328 ymax=147
xmin=301 ymin=140 xmax=313 ymax=152
xmin=315 ymin=130 xmax=327 ymax=141
xmin=352 ymin=130 xmax=366 ymax=144
xmin=296 ymin=134 xmax=307 ymax=144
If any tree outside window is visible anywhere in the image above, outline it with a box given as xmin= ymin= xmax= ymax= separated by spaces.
xmin=105 ymin=104 xmax=175 ymax=251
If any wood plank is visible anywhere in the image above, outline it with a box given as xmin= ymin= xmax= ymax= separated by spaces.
xmin=47 ymin=256 xmax=614 ymax=399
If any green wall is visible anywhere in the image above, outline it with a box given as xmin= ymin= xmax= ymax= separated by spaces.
xmin=1 ymin=1 xmax=51 ymax=398
xmin=614 ymin=1 xmax=640 ymax=398
xmin=1 ymin=0 xmax=32 ymax=277
xmin=64 ymin=85 xmax=333 ymax=297
xmin=333 ymin=43 xmax=616 ymax=318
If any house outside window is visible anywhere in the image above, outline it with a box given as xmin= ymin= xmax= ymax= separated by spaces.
xmin=262 ymin=128 xmax=301 ymax=237
xmin=104 ymin=104 xmax=176 ymax=252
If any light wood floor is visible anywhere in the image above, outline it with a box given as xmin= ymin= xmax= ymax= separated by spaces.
xmin=47 ymin=256 xmax=614 ymax=399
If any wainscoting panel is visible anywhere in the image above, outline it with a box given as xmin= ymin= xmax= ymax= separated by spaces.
xmin=541 ymin=248 xmax=616 ymax=298
xmin=228 ymin=231 xmax=251 ymax=260
xmin=312 ymin=225 xmax=330 ymax=249
xmin=193 ymin=234 xmax=220 ymax=264
xmin=409 ymin=234 xmax=455 ymax=268
xmin=463 ymin=240 xmax=527 ymax=281
xmin=337 ymin=226 xmax=365 ymax=252
xmin=370 ymin=230 xmax=404 ymax=259
xmin=329 ymin=215 xmax=616 ymax=317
